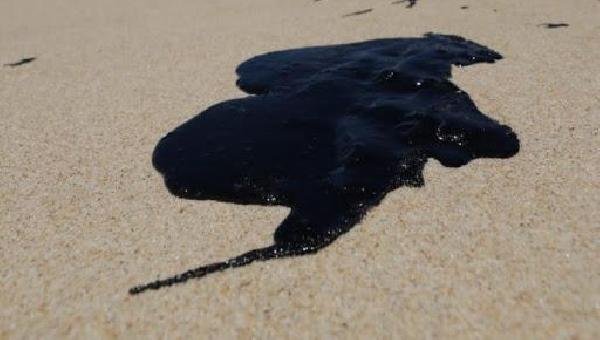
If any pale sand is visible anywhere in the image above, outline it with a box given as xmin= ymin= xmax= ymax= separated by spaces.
xmin=1 ymin=0 xmax=599 ymax=338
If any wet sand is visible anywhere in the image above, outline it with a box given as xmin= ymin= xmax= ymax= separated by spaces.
xmin=1 ymin=0 xmax=598 ymax=338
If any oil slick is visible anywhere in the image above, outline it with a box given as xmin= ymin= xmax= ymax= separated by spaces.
xmin=129 ymin=33 xmax=519 ymax=294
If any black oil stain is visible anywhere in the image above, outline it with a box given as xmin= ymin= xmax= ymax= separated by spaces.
xmin=391 ymin=0 xmax=418 ymax=8
xmin=3 ymin=57 xmax=36 ymax=67
xmin=460 ymin=6 xmax=469 ymax=10
xmin=129 ymin=33 xmax=519 ymax=295
xmin=538 ymin=23 xmax=569 ymax=29
xmin=343 ymin=9 xmax=373 ymax=17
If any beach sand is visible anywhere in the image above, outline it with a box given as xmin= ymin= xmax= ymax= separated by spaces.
xmin=1 ymin=0 xmax=599 ymax=338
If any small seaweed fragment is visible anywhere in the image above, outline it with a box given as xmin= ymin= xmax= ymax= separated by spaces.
xmin=343 ymin=9 xmax=373 ymax=17
xmin=129 ymin=33 xmax=519 ymax=295
xmin=538 ymin=23 xmax=569 ymax=29
xmin=4 ymin=57 xmax=36 ymax=67
xmin=391 ymin=0 xmax=418 ymax=8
